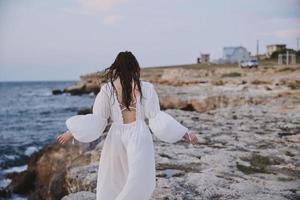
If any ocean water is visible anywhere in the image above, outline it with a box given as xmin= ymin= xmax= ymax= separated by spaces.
xmin=0 ymin=81 xmax=96 ymax=194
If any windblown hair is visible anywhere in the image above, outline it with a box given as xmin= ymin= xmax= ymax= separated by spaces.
xmin=103 ymin=51 xmax=143 ymax=110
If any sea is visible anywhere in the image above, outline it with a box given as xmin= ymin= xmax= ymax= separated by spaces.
xmin=0 ymin=81 xmax=96 ymax=199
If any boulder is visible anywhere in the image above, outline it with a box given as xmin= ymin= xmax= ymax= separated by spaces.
xmin=7 ymin=170 xmax=35 ymax=194
xmin=61 ymin=191 xmax=96 ymax=200
xmin=63 ymin=72 xmax=103 ymax=95
xmin=5 ymin=142 xmax=84 ymax=200
xmin=64 ymin=163 xmax=98 ymax=193
xmin=52 ymin=89 xmax=63 ymax=95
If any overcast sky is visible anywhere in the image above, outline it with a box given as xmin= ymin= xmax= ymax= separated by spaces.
xmin=0 ymin=0 xmax=299 ymax=81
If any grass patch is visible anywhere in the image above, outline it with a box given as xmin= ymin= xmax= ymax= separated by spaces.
xmin=236 ymin=162 xmax=268 ymax=174
xmin=277 ymin=176 xmax=294 ymax=182
xmin=277 ymin=67 xmax=298 ymax=72
xmin=237 ymin=154 xmax=280 ymax=175
xmin=208 ymin=193 xmax=223 ymax=200
xmin=259 ymin=59 xmax=277 ymax=66
xmin=257 ymin=142 xmax=274 ymax=149
xmin=221 ymin=72 xmax=242 ymax=78
xmin=287 ymin=81 xmax=300 ymax=90
xmin=251 ymin=79 xmax=272 ymax=85
xmin=212 ymin=79 xmax=225 ymax=86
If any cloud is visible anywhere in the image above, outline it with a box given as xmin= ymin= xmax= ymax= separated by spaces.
xmin=262 ymin=17 xmax=300 ymax=25
xmin=62 ymin=0 xmax=127 ymax=25
xmin=78 ymin=0 xmax=127 ymax=13
xmin=285 ymin=0 xmax=300 ymax=5
xmin=61 ymin=7 xmax=93 ymax=16
xmin=257 ymin=17 xmax=300 ymax=38
xmin=259 ymin=28 xmax=300 ymax=38
xmin=273 ymin=29 xmax=300 ymax=38
xmin=102 ymin=14 xmax=122 ymax=25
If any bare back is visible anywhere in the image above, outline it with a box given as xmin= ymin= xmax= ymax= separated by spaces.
xmin=113 ymin=78 xmax=140 ymax=124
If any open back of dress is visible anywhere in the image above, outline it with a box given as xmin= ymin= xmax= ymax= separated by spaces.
xmin=113 ymin=79 xmax=140 ymax=124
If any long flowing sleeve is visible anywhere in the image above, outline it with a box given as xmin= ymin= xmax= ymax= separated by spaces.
xmin=65 ymin=84 xmax=110 ymax=143
xmin=144 ymin=83 xmax=188 ymax=143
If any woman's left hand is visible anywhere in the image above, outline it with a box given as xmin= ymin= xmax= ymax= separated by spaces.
xmin=183 ymin=132 xmax=199 ymax=145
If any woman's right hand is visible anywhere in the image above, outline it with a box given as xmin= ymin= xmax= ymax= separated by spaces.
xmin=56 ymin=131 xmax=73 ymax=145
xmin=183 ymin=132 xmax=199 ymax=145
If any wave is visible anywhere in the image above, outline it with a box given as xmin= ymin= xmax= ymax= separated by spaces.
xmin=0 ymin=177 xmax=11 ymax=188
xmin=2 ymin=165 xmax=27 ymax=174
xmin=3 ymin=154 xmax=19 ymax=160
xmin=24 ymin=146 xmax=40 ymax=157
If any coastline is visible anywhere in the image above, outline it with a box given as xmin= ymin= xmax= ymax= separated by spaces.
xmin=1 ymin=62 xmax=300 ymax=199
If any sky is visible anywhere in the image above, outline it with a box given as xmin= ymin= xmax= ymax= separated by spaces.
xmin=0 ymin=0 xmax=300 ymax=81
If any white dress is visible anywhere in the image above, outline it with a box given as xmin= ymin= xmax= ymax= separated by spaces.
xmin=65 ymin=80 xmax=189 ymax=200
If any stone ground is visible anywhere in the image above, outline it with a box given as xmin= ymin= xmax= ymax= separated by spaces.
xmin=62 ymin=103 xmax=300 ymax=200
xmin=5 ymin=63 xmax=299 ymax=200
xmin=62 ymin=64 xmax=300 ymax=200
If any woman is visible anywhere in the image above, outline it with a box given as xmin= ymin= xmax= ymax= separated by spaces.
xmin=56 ymin=51 xmax=199 ymax=200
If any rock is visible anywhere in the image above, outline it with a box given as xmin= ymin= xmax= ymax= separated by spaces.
xmin=63 ymin=72 xmax=103 ymax=95
xmin=63 ymin=143 xmax=102 ymax=193
xmin=241 ymin=80 xmax=247 ymax=84
xmin=61 ymin=191 xmax=96 ymax=200
xmin=48 ymin=170 xmax=68 ymax=200
xmin=64 ymin=163 xmax=98 ymax=193
xmin=7 ymin=170 xmax=35 ymax=194
xmin=0 ymin=187 xmax=11 ymax=198
xmin=159 ymin=68 xmax=205 ymax=85
xmin=63 ymin=82 xmax=91 ymax=96
xmin=4 ymin=138 xmax=104 ymax=199
xmin=29 ymin=143 xmax=82 ymax=188
xmin=77 ymin=107 xmax=92 ymax=115
xmin=52 ymin=89 xmax=63 ymax=95
xmin=5 ymin=142 xmax=84 ymax=200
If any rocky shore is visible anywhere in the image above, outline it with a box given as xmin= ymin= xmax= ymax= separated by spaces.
xmin=3 ymin=63 xmax=300 ymax=200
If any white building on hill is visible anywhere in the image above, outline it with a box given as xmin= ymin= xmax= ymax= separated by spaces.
xmin=222 ymin=46 xmax=251 ymax=64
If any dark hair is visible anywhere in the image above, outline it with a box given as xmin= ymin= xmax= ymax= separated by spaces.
xmin=103 ymin=51 xmax=143 ymax=110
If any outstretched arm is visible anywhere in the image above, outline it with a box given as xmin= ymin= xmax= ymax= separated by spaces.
xmin=144 ymin=83 xmax=199 ymax=144
xmin=56 ymin=84 xmax=111 ymax=144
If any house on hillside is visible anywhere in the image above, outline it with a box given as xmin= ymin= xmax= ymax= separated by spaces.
xmin=197 ymin=54 xmax=210 ymax=64
xmin=222 ymin=46 xmax=251 ymax=64
xmin=266 ymin=44 xmax=286 ymax=58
